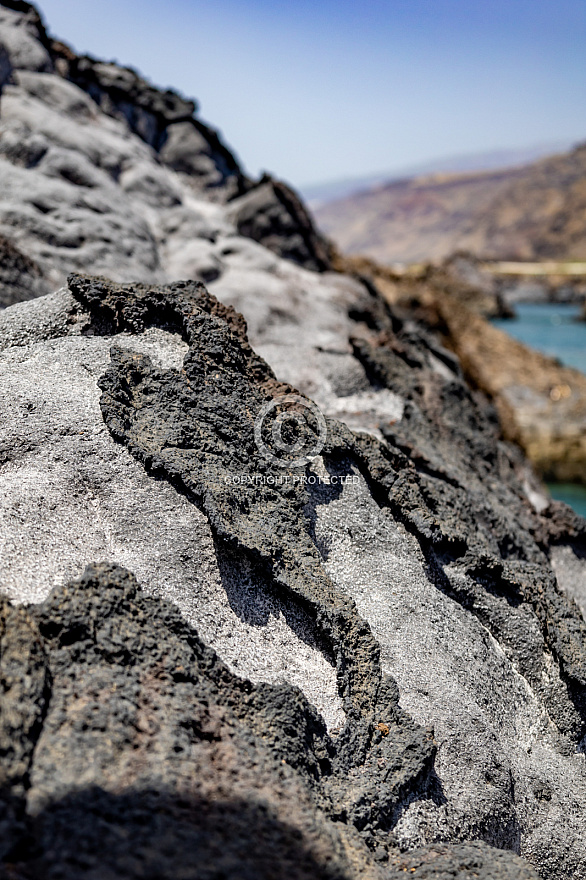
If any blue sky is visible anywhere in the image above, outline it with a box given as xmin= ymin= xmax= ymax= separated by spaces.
xmin=36 ymin=0 xmax=586 ymax=187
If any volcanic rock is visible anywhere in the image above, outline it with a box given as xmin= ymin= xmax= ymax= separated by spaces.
xmin=0 ymin=1 xmax=330 ymax=295
xmin=0 ymin=233 xmax=50 ymax=306
xmin=0 ymin=270 xmax=585 ymax=878
xmin=336 ymin=254 xmax=586 ymax=483
xmin=227 ymin=174 xmax=334 ymax=271
xmin=0 ymin=0 xmax=332 ymax=298
xmin=1 ymin=3 xmax=586 ymax=879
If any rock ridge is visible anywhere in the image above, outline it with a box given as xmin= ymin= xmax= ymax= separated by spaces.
xmin=0 ymin=0 xmax=332 ymax=300
xmin=56 ymin=272 xmax=586 ymax=876
xmin=67 ymin=271 xmax=437 ymax=832
xmin=1 ymin=266 xmax=585 ymax=876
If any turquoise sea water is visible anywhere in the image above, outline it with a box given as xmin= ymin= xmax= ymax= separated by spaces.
xmin=547 ymin=483 xmax=586 ymax=519
xmin=492 ymin=303 xmax=586 ymax=374
xmin=492 ymin=303 xmax=586 ymax=518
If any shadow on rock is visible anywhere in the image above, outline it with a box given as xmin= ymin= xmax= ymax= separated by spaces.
xmin=2 ymin=786 xmax=345 ymax=880
xmin=213 ymin=534 xmax=338 ymax=667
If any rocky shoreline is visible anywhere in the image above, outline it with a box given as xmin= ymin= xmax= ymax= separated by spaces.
xmin=2 ymin=3 xmax=586 ymax=878
xmin=337 ymin=253 xmax=586 ymax=485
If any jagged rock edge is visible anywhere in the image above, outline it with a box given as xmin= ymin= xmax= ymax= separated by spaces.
xmin=66 ymin=272 xmax=437 ymax=834
xmin=343 ymin=288 xmax=586 ymax=745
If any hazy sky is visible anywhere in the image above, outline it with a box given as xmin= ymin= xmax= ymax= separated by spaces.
xmin=35 ymin=0 xmax=586 ymax=187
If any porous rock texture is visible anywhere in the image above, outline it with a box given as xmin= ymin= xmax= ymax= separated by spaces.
xmin=337 ymin=253 xmax=586 ymax=484
xmin=0 ymin=269 xmax=585 ymax=880
xmin=1 ymin=3 xmax=586 ymax=879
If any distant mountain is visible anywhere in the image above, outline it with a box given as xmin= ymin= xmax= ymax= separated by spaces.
xmin=314 ymin=142 xmax=586 ymax=264
xmin=301 ymin=141 xmax=573 ymax=208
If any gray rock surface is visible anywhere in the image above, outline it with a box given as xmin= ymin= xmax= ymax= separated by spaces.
xmin=552 ymin=543 xmax=586 ymax=621
xmin=0 ymin=233 xmax=49 ymax=306
xmin=0 ymin=292 xmax=344 ymax=732
xmin=0 ymin=0 xmax=330 ymax=300
xmin=0 ymin=3 xmax=52 ymax=74
xmin=1 ymin=272 xmax=584 ymax=878
xmin=1 ymin=3 xmax=585 ymax=879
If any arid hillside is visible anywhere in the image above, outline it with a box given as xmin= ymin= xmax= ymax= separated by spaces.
xmin=315 ymin=143 xmax=586 ymax=263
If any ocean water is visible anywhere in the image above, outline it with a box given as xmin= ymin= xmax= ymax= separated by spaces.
xmin=492 ymin=303 xmax=586 ymax=374
xmin=547 ymin=483 xmax=586 ymax=519
xmin=492 ymin=303 xmax=586 ymax=519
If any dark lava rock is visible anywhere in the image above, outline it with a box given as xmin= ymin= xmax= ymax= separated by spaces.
xmin=0 ymin=271 xmax=582 ymax=877
xmin=0 ymin=561 xmax=539 ymax=880
xmin=386 ymin=841 xmax=540 ymax=879
xmin=49 ymin=42 xmax=249 ymax=200
xmin=67 ymin=272 xmax=436 ymax=830
xmin=0 ymin=563 xmax=354 ymax=878
xmin=227 ymin=174 xmax=334 ymax=271
xmin=0 ymin=40 xmax=11 ymax=89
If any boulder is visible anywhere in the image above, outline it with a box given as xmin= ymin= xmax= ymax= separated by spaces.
xmin=227 ymin=174 xmax=333 ymax=271
xmin=1 ymin=274 xmax=585 ymax=878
